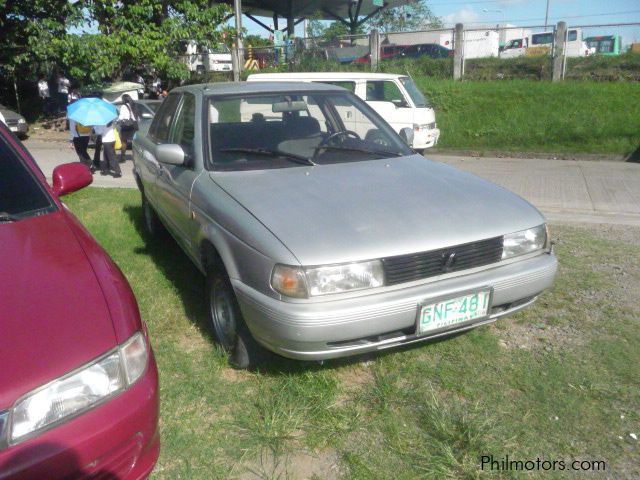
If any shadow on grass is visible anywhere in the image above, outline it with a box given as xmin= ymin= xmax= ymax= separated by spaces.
xmin=123 ymin=204 xmax=467 ymax=377
xmin=123 ymin=205 xmax=212 ymax=344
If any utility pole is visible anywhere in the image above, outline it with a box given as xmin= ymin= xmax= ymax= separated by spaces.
xmin=232 ymin=0 xmax=243 ymax=82
xmin=544 ymin=0 xmax=550 ymax=30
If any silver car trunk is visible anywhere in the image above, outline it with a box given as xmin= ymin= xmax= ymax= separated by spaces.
xmin=210 ymin=155 xmax=544 ymax=266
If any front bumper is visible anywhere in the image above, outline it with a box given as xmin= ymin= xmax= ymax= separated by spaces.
xmin=7 ymin=123 xmax=28 ymax=136
xmin=234 ymin=252 xmax=557 ymax=360
xmin=0 ymin=353 xmax=159 ymax=480
xmin=413 ymin=127 xmax=440 ymax=150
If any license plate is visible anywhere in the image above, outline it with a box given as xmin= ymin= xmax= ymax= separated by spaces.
xmin=417 ymin=289 xmax=491 ymax=335
xmin=9 ymin=126 xmax=17 ymax=132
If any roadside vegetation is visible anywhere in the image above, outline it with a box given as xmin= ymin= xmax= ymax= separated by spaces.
xmin=64 ymin=188 xmax=640 ymax=479
xmin=416 ymin=79 xmax=640 ymax=155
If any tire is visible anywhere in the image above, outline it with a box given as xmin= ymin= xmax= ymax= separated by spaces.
xmin=141 ymin=193 xmax=164 ymax=238
xmin=206 ymin=268 xmax=269 ymax=369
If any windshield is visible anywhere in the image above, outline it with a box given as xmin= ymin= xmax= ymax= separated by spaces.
xmin=207 ymin=91 xmax=413 ymax=171
xmin=400 ymin=77 xmax=429 ymax=107
xmin=0 ymin=134 xmax=55 ymax=219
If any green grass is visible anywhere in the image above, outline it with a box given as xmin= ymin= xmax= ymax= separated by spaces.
xmin=64 ymin=188 xmax=640 ymax=479
xmin=415 ymin=79 xmax=640 ymax=155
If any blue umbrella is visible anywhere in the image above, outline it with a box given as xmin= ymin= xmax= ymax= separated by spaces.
xmin=67 ymin=97 xmax=118 ymax=126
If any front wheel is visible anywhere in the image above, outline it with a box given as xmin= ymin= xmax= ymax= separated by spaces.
xmin=206 ymin=268 xmax=270 ymax=369
xmin=141 ymin=193 xmax=164 ymax=238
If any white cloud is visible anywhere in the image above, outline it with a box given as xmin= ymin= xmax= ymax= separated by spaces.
xmin=442 ymin=8 xmax=482 ymax=26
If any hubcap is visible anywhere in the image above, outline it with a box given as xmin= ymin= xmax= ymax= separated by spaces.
xmin=210 ymin=281 xmax=237 ymax=350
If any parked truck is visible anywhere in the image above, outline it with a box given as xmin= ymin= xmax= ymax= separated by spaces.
xmin=500 ymin=28 xmax=593 ymax=59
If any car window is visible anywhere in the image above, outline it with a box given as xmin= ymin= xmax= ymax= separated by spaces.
xmin=148 ymin=93 xmax=181 ymax=143
xmin=170 ymin=93 xmax=196 ymax=157
xmin=207 ymin=91 xmax=411 ymax=171
xmin=313 ymin=81 xmax=355 ymax=93
xmin=366 ymin=81 xmax=405 ymax=104
xmin=532 ymin=32 xmax=553 ymax=45
xmin=0 ymin=133 xmax=54 ymax=218
xmin=567 ymin=30 xmax=578 ymax=42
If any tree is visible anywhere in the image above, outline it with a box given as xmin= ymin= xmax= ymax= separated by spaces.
xmin=307 ymin=15 xmax=364 ymax=42
xmin=366 ymin=1 xmax=442 ymax=33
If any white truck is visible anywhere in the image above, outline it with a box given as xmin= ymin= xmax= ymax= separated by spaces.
xmin=179 ymin=40 xmax=232 ymax=73
xmin=500 ymin=28 xmax=593 ymax=58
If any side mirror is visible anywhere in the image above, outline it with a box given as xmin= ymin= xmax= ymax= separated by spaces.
xmin=52 ymin=163 xmax=93 ymax=197
xmin=156 ymin=144 xmax=185 ymax=165
xmin=399 ymin=127 xmax=414 ymax=147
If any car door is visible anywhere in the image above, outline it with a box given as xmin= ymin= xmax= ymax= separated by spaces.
xmin=154 ymin=92 xmax=200 ymax=256
xmin=136 ymin=93 xmax=181 ymax=208
xmin=363 ymin=80 xmax=413 ymax=136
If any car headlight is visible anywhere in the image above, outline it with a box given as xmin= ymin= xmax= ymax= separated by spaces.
xmin=272 ymin=260 xmax=384 ymax=298
xmin=18 ymin=118 xmax=26 ymax=124
xmin=502 ymin=224 xmax=547 ymax=260
xmin=9 ymin=332 xmax=148 ymax=444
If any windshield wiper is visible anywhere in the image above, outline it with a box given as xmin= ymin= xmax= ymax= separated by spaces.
xmin=219 ymin=148 xmax=317 ymax=166
xmin=314 ymin=145 xmax=404 ymax=158
xmin=0 ymin=212 xmax=21 ymax=223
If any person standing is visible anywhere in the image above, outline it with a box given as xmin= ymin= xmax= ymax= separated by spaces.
xmin=68 ymin=119 xmax=93 ymax=170
xmin=37 ymin=76 xmax=51 ymax=116
xmin=117 ymin=94 xmax=137 ymax=163
xmin=94 ymin=121 xmax=121 ymax=178
xmin=57 ymin=72 xmax=70 ymax=114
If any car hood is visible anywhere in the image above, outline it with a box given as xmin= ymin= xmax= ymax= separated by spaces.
xmin=0 ymin=107 xmax=24 ymax=122
xmin=0 ymin=211 xmax=117 ymax=409
xmin=210 ymin=155 xmax=545 ymax=266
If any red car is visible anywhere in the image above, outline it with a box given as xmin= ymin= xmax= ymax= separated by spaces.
xmin=352 ymin=44 xmax=407 ymax=64
xmin=0 ymin=123 xmax=159 ymax=479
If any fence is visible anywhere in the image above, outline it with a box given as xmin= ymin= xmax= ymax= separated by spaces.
xmin=176 ymin=21 xmax=639 ymax=82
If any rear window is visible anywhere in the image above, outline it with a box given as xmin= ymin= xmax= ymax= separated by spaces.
xmin=532 ymin=33 xmax=554 ymax=45
xmin=0 ymin=133 xmax=54 ymax=218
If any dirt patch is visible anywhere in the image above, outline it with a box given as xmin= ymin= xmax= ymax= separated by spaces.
xmin=494 ymin=224 xmax=640 ymax=352
xmin=493 ymin=320 xmax=584 ymax=352
xmin=237 ymin=447 xmax=342 ymax=480
xmin=333 ymin=364 xmax=374 ymax=406
xmin=219 ymin=366 xmax=253 ymax=384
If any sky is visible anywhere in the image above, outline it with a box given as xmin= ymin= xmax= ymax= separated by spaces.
xmin=238 ymin=0 xmax=640 ymax=45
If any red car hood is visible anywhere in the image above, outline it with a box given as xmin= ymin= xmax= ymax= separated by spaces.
xmin=0 ymin=211 xmax=117 ymax=410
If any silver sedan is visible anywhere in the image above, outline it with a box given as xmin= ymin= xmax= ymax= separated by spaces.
xmin=132 ymin=82 xmax=557 ymax=368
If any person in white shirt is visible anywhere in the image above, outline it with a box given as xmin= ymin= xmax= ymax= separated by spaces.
xmin=117 ymin=94 xmax=137 ymax=162
xmin=68 ymin=119 xmax=93 ymax=170
xmin=93 ymin=121 xmax=121 ymax=178
xmin=38 ymin=75 xmax=50 ymax=115
xmin=57 ymin=73 xmax=70 ymax=114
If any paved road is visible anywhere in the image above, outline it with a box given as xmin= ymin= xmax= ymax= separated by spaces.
xmin=24 ymin=139 xmax=640 ymax=226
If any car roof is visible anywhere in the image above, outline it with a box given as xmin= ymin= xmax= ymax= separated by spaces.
xmin=247 ymin=72 xmax=407 ymax=81
xmin=172 ymin=81 xmax=346 ymax=96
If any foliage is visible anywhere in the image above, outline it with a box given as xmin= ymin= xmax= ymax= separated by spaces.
xmin=244 ymin=34 xmax=272 ymax=48
xmin=307 ymin=16 xmax=364 ymax=41
xmin=365 ymin=0 xmax=442 ymax=33
xmin=0 ymin=0 xmax=84 ymax=75
xmin=0 ymin=0 xmax=232 ymax=98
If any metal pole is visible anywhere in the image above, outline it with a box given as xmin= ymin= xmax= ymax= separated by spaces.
xmin=233 ymin=0 xmax=243 ymax=82
xmin=544 ymin=0 xmax=550 ymax=30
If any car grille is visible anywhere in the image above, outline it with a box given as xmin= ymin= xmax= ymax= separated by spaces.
xmin=5 ymin=119 xmax=19 ymax=126
xmin=382 ymin=236 xmax=504 ymax=286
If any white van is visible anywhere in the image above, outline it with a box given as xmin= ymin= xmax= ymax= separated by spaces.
xmin=247 ymin=72 xmax=440 ymax=151
xmin=500 ymin=28 xmax=592 ymax=59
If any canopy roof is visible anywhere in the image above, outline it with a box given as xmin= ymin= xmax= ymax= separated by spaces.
xmin=217 ymin=0 xmax=408 ymax=20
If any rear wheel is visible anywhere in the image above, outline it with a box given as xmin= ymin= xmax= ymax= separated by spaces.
xmin=206 ymin=267 xmax=270 ymax=369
